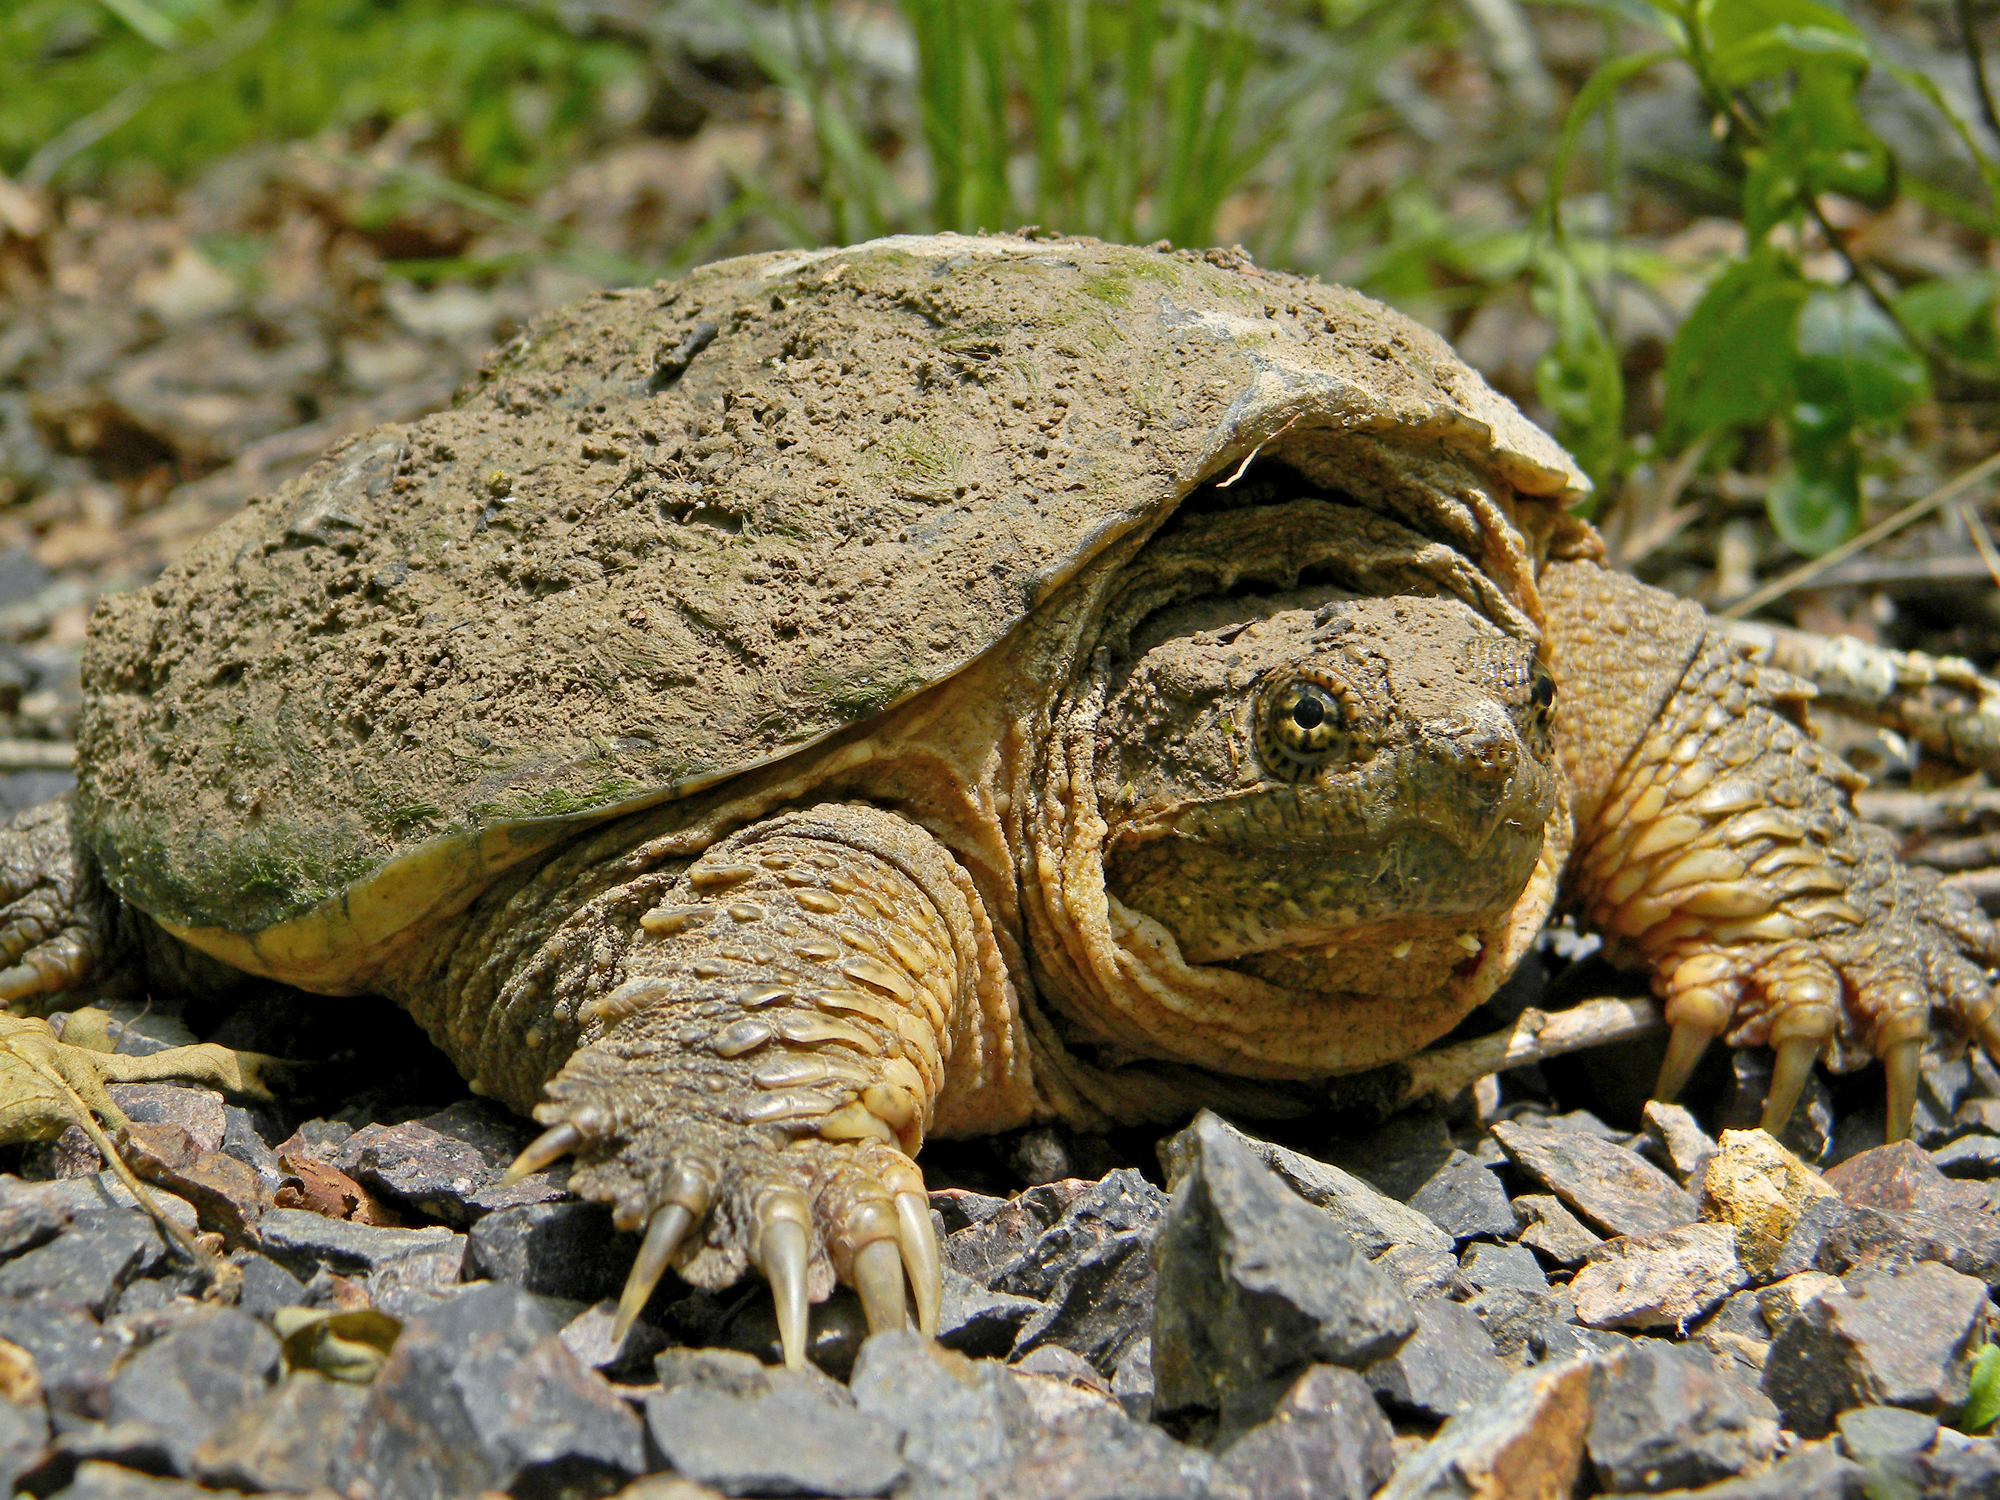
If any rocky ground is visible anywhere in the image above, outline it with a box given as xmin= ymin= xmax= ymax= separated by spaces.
xmin=0 ymin=951 xmax=1995 ymax=1500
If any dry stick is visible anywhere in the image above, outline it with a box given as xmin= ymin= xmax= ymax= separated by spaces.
xmin=0 ymin=742 xmax=75 ymax=772
xmin=1855 ymin=786 xmax=2000 ymax=828
xmin=1963 ymin=501 xmax=2000 ymax=593
xmin=1943 ymin=867 xmax=2000 ymax=905
xmin=1395 ymin=996 xmax=1664 ymax=1108
xmin=1721 ymin=449 xmax=2000 ymax=620
xmin=1958 ymin=0 xmax=2000 ymax=146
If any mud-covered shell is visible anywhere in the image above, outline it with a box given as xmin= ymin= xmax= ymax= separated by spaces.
xmin=77 ymin=233 xmax=1583 ymax=984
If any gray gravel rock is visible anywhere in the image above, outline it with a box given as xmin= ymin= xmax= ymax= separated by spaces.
xmin=1009 ymin=1226 xmax=1156 ymax=1373
xmin=1376 ymin=1356 xmax=1594 ymax=1500
xmin=0 ymin=1174 xmax=74 ymax=1256
xmin=1832 ymin=1404 xmax=1938 ymax=1500
xmin=1719 ymin=1049 xmax=1835 ymax=1163
xmin=1570 ymin=1220 xmax=1747 ymax=1331
xmin=1152 ymin=1112 xmax=1416 ymax=1434
xmin=1811 ymin=1202 xmax=2000 ymax=1283
xmin=107 ymin=1087 xmax=226 ymax=1153
xmin=936 ymin=1267 xmax=1041 ymax=1358
xmin=941 ymin=1180 xmax=1091 ymax=1288
xmin=1490 ymin=1117 xmax=1698 ymax=1238
xmin=645 ymin=1371 xmax=903 ymax=1497
xmin=973 ymin=1400 xmax=1217 ymax=1500
xmin=218 ymin=1107 xmax=284 ymax=1193
xmin=338 ymin=1280 xmax=645 ymax=1500
xmin=849 ymin=1330 xmax=1037 ymax=1499
xmin=225 ymin=1249 xmax=306 ymax=1316
xmin=187 ymin=1370 xmax=368 ymax=1492
xmin=0 ymin=1394 xmax=47 ymax=1495
xmin=1110 ymin=1337 xmax=1154 ymax=1421
xmin=0 ymin=1300 xmax=120 ymax=1430
xmin=44 ymin=1460 xmax=217 ymax=1499
xmin=461 ymin=1200 xmax=631 ymax=1303
xmin=1585 ymin=1340 xmax=1779 ymax=1492
xmin=1929 ymin=1133 xmax=2000 ymax=1177
xmin=990 ymin=1169 xmax=1166 ymax=1301
xmin=1212 ymin=1364 xmax=1395 ymax=1500
xmin=1406 ymin=1151 xmax=1517 ymax=1244
xmin=1363 ymin=1297 xmax=1508 ymax=1419
xmin=334 ymin=1122 xmax=495 ymax=1227
xmin=0 ymin=1211 xmax=167 ymax=1317
xmin=1823 ymin=1140 xmax=1980 ymax=1213
xmin=255 ymin=1207 xmax=463 ymax=1280
xmin=1915 ymin=1434 xmax=2000 ymax=1498
xmin=1641 ymin=1101 xmax=1718 ymax=1187
xmin=1761 ymin=1260 xmax=1995 ymax=1438
xmin=104 ymin=1309 xmax=281 ymax=1475
xmin=1512 ymin=1193 xmax=1601 ymax=1266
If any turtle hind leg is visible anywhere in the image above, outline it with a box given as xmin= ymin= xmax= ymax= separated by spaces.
xmin=488 ymin=802 xmax=1015 ymax=1366
xmin=0 ymin=800 xmax=119 ymax=1009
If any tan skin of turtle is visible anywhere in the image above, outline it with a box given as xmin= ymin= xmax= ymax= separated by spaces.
xmin=0 ymin=238 xmax=1995 ymax=1368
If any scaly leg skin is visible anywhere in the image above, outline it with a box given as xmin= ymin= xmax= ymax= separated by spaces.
xmin=0 ymin=801 xmax=117 ymax=1007
xmin=1544 ymin=560 xmax=2000 ymax=1143
xmin=498 ymin=804 xmax=980 ymax=1366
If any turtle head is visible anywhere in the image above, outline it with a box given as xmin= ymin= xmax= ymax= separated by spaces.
xmin=1093 ymin=589 xmax=1558 ymax=1000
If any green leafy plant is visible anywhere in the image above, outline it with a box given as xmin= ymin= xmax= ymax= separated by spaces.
xmin=2 ymin=0 xmax=648 ymax=192
xmin=717 ymin=0 xmax=1419 ymax=259
xmin=1537 ymin=0 xmax=2000 ymax=551
xmin=1965 ymin=1342 xmax=2000 ymax=1435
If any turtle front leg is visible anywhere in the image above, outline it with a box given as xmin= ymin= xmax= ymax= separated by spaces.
xmin=492 ymin=803 xmax=1023 ymax=1367
xmin=1544 ymin=561 xmax=2000 ymax=1142
xmin=0 ymin=800 xmax=118 ymax=1006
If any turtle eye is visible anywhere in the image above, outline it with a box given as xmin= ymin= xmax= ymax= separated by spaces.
xmin=1255 ymin=671 xmax=1352 ymax=781
xmin=1527 ymin=660 xmax=1556 ymax=734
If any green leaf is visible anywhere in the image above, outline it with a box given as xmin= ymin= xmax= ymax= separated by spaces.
xmin=1963 ymin=1344 xmax=2000 ymax=1433
xmin=1895 ymin=272 xmax=2000 ymax=358
xmin=1794 ymin=284 xmax=1929 ymax=425
xmin=1531 ymin=253 xmax=1626 ymax=491
xmin=1700 ymin=0 xmax=1868 ymax=86
xmin=1662 ymin=251 xmax=1810 ymax=443
xmin=1767 ymin=433 xmax=1860 ymax=554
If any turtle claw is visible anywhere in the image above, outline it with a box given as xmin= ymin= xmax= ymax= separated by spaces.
xmin=615 ymin=1202 xmax=697 ymax=1344
xmin=1652 ymin=1018 xmax=1720 ymax=1104
xmin=895 ymin=1190 xmax=941 ymax=1337
xmin=853 ymin=1238 xmax=908 ymax=1335
xmin=756 ymin=1190 xmax=813 ymax=1370
xmin=1881 ymin=1037 xmax=1920 ymax=1145
xmin=504 ymin=1120 xmax=584 ymax=1184
xmin=1761 ymin=1036 xmax=1823 ymax=1135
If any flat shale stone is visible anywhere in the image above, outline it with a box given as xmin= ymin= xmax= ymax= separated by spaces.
xmin=105 ymin=1086 xmax=225 ymax=1153
xmin=104 ymin=1309 xmax=281 ymax=1474
xmin=1812 ymin=1202 xmax=2000 ymax=1282
xmin=1832 ymin=1404 xmax=1939 ymax=1500
xmin=941 ymin=1180 xmax=1090 ymax=1288
xmin=1406 ymin=1152 xmax=1517 ymax=1244
xmin=849 ymin=1330 xmax=1036 ymax=1497
xmin=1641 ymin=1101 xmax=1718 ymax=1188
xmin=45 ymin=1459 xmax=217 ymax=1499
xmin=1164 ymin=1113 xmax=1452 ymax=1265
xmin=1363 ymin=1297 xmax=1508 ymax=1419
xmin=335 ymin=1122 xmax=494 ymax=1227
xmin=1490 ymin=1117 xmax=1697 ymax=1238
xmin=1111 ymin=1337 xmax=1154 ymax=1421
xmin=0 ymin=1300 xmax=119 ymax=1429
xmin=1009 ymin=1226 xmax=1155 ymax=1373
xmin=1915 ymin=1434 xmax=2000 ymax=1498
xmin=1823 ymin=1140 xmax=1977 ymax=1213
xmin=114 ymin=1123 xmax=268 ymax=1245
xmin=1571 ymin=1221 xmax=1746 ymax=1331
xmin=975 ymin=1401 xmax=1216 ymax=1500
xmin=0 ymin=1394 xmax=46 ymax=1494
xmin=1152 ymin=1112 xmax=1416 ymax=1432
xmin=1212 ymin=1364 xmax=1396 ymax=1500
xmin=188 ymin=1370 xmax=367 ymax=1492
xmin=0 ymin=1175 xmax=73 ymax=1256
xmin=339 ymin=1280 xmax=645 ymax=1500
xmin=936 ymin=1268 xmax=1040 ymax=1359
xmin=1325 ymin=1111 xmax=1457 ymax=1200
xmin=1512 ymin=1193 xmax=1600 ymax=1267
xmin=1595 ymin=1438 xmax=1866 ymax=1499
xmin=0 ymin=1211 xmax=166 ymax=1316
xmin=645 ymin=1378 xmax=902 ymax=1497
xmin=1761 ymin=1260 xmax=1995 ymax=1438
xmin=1699 ymin=1129 xmax=1834 ymax=1280
xmin=255 ymin=1207 xmax=463 ymax=1279
xmin=1930 ymin=1133 xmax=2000 ymax=1177
xmin=1375 ymin=1355 xmax=1594 ymax=1500
xmin=1585 ymin=1340 xmax=1779 ymax=1492
xmin=461 ymin=1200 xmax=630 ymax=1303
xmin=990 ymin=1169 xmax=1166 ymax=1301
xmin=226 ymin=1249 xmax=306 ymax=1316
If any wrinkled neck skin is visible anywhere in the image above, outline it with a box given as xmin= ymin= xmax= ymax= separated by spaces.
xmin=1009 ymin=498 xmax=1574 ymax=1125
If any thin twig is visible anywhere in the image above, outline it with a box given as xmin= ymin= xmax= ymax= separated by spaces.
xmin=1959 ymin=0 xmax=2000 ymax=146
xmin=1721 ymin=448 xmax=2000 ymax=618
xmin=1963 ymin=501 xmax=2000 ymax=593
xmin=1396 ymin=996 xmax=1665 ymax=1108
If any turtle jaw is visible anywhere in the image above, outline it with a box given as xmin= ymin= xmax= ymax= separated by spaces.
xmin=1102 ymin=759 xmax=1556 ymax=996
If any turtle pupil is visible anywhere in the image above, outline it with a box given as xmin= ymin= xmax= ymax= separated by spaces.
xmin=1291 ymin=695 xmax=1325 ymax=730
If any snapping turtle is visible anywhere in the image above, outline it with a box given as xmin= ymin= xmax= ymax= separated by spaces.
xmin=2 ymin=234 xmax=1994 ymax=1362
